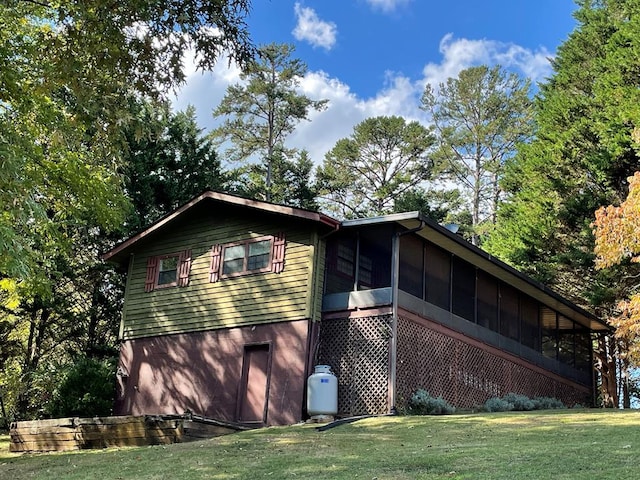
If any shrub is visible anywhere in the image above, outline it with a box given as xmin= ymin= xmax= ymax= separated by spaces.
xmin=407 ymin=389 xmax=455 ymax=415
xmin=484 ymin=397 xmax=514 ymax=412
xmin=502 ymin=393 xmax=535 ymax=411
xmin=531 ymin=396 xmax=565 ymax=410
xmin=484 ymin=394 xmax=566 ymax=412
xmin=48 ymin=357 xmax=116 ymax=418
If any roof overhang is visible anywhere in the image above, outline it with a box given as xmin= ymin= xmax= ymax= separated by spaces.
xmin=341 ymin=211 xmax=609 ymax=332
xmin=102 ymin=191 xmax=340 ymax=265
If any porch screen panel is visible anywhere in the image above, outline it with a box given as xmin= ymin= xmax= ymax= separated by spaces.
xmin=451 ymin=257 xmax=476 ymax=322
xmin=477 ymin=271 xmax=499 ymax=332
xmin=520 ymin=295 xmax=540 ymax=351
xmin=399 ymin=235 xmax=424 ymax=299
xmin=499 ymin=283 xmax=520 ymax=341
xmin=325 ymin=235 xmax=357 ymax=294
xmin=541 ymin=307 xmax=557 ymax=360
xmin=557 ymin=315 xmax=575 ymax=367
xmin=574 ymin=325 xmax=592 ymax=373
xmin=425 ymin=242 xmax=451 ymax=311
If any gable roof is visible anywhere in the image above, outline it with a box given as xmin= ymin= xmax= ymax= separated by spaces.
xmin=102 ymin=191 xmax=340 ymax=265
xmin=341 ymin=211 xmax=609 ymax=332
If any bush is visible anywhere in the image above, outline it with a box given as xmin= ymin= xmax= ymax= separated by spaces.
xmin=484 ymin=397 xmax=514 ymax=412
xmin=407 ymin=389 xmax=455 ymax=415
xmin=48 ymin=357 xmax=116 ymax=418
xmin=502 ymin=393 xmax=535 ymax=411
xmin=484 ymin=394 xmax=565 ymax=412
xmin=531 ymin=396 xmax=565 ymax=410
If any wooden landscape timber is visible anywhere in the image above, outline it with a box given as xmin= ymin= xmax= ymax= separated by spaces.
xmin=9 ymin=414 xmax=250 ymax=453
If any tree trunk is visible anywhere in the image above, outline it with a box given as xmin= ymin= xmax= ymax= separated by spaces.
xmin=595 ymin=334 xmax=618 ymax=408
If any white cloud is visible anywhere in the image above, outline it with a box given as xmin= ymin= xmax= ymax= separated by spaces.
xmin=292 ymin=3 xmax=337 ymax=51
xmin=365 ymin=0 xmax=412 ymax=13
xmin=422 ymin=33 xmax=553 ymax=90
xmin=172 ymin=34 xmax=554 ymax=167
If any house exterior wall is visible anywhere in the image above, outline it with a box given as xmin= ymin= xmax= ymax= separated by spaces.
xmin=120 ymin=204 xmax=322 ymax=340
xmin=115 ymin=319 xmax=310 ymax=426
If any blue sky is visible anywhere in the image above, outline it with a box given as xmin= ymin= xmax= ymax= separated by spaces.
xmin=174 ymin=0 xmax=579 ymax=165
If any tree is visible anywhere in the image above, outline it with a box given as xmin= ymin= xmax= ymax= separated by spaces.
xmin=1 ymin=1 xmax=255 ymax=419
xmin=123 ymin=102 xmax=226 ymax=231
xmin=484 ymin=0 xmax=640 ymax=407
xmin=316 ymin=116 xmax=435 ymax=218
xmin=593 ymin=172 xmax=640 ymax=363
xmin=421 ymin=65 xmax=534 ymax=245
xmin=211 ymin=43 xmax=328 ymax=202
xmin=1 ymin=0 xmax=254 ymax=286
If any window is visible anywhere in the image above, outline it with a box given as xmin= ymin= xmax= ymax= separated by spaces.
xmin=209 ymin=233 xmax=286 ymax=283
xmin=144 ymin=249 xmax=192 ymax=292
xmin=158 ymin=255 xmax=179 ymax=286
xmin=222 ymin=239 xmax=272 ymax=276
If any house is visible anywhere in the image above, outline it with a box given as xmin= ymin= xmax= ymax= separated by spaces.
xmin=103 ymin=192 xmax=609 ymax=426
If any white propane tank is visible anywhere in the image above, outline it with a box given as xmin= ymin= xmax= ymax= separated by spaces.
xmin=307 ymin=365 xmax=338 ymax=419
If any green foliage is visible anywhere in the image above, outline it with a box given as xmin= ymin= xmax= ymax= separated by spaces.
xmin=211 ymin=43 xmax=327 ymax=202
xmin=407 ymin=389 xmax=455 ymax=415
xmin=484 ymin=397 xmax=515 ymax=412
xmin=0 ymin=0 xmax=253 ymax=287
xmin=123 ymin=102 xmax=226 ymax=231
xmin=48 ymin=357 xmax=116 ymax=418
xmin=317 ymin=116 xmax=435 ymax=218
xmin=531 ymin=396 xmax=566 ymax=410
xmin=501 ymin=393 xmax=535 ymax=411
xmin=484 ymin=394 xmax=565 ymax=412
xmin=422 ymin=65 xmax=533 ymax=245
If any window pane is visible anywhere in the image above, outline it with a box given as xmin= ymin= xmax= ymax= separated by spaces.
xmin=158 ymin=256 xmax=178 ymax=285
xmin=224 ymin=245 xmax=245 ymax=260
xmin=247 ymin=240 xmax=271 ymax=271
xmin=223 ymin=258 xmax=244 ymax=275
xmin=223 ymin=245 xmax=246 ymax=275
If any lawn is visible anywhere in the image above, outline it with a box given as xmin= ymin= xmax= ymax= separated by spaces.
xmin=1 ymin=410 xmax=640 ymax=479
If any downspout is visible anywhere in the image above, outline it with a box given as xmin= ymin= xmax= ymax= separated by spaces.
xmin=389 ymin=220 xmax=425 ymax=413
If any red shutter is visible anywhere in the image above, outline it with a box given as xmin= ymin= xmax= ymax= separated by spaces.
xmin=271 ymin=232 xmax=286 ymax=273
xmin=145 ymin=256 xmax=159 ymax=292
xmin=209 ymin=244 xmax=222 ymax=282
xmin=178 ymin=249 xmax=192 ymax=287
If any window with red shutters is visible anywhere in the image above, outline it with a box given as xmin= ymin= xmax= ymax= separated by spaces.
xmin=144 ymin=249 xmax=192 ymax=292
xmin=209 ymin=233 xmax=285 ymax=283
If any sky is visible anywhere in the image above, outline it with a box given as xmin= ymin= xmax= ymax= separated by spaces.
xmin=173 ymin=0 xmax=579 ymax=167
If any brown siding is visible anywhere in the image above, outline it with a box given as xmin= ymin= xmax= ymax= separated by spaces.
xmin=115 ymin=320 xmax=310 ymax=426
xmin=121 ymin=206 xmax=321 ymax=339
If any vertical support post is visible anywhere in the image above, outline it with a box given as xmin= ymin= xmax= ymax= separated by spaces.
xmin=389 ymin=232 xmax=400 ymax=413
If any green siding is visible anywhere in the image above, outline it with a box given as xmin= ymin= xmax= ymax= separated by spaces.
xmin=121 ymin=207 xmax=323 ymax=339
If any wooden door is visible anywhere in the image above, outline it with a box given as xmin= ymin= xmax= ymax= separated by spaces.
xmin=237 ymin=344 xmax=272 ymax=424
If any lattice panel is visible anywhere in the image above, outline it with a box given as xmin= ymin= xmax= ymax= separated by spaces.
xmin=317 ymin=315 xmax=392 ymax=416
xmin=397 ymin=316 xmax=592 ymax=409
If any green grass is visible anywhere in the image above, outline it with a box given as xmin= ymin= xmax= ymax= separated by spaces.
xmin=2 ymin=410 xmax=640 ymax=479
